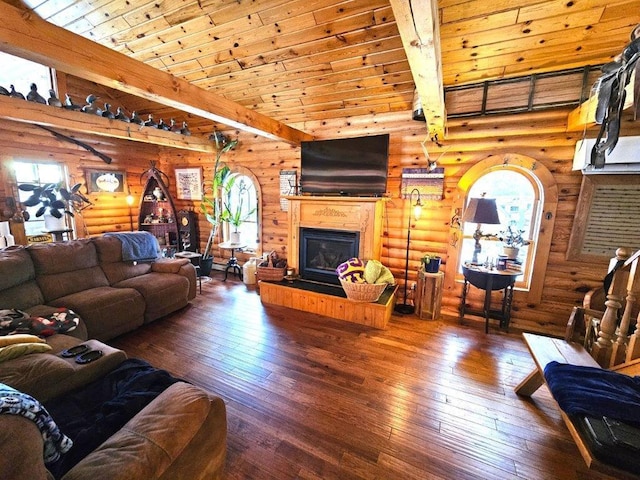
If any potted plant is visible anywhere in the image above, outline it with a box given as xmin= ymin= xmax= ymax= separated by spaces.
xmin=498 ymin=225 xmax=530 ymax=260
xmin=18 ymin=182 xmax=91 ymax=232
xmin=220 ymin=174 xmax=256 ymax=244
xmin=421 ymin=253 xmax=442 ymax=273
xmin=199 ymin=133 xmax=238 ymax=273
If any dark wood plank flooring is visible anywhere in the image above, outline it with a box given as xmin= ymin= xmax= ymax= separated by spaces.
xmin=110 ymin=278 xmax=627 ymax=480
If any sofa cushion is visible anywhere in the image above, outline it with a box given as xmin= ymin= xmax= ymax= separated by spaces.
xmin=28 ymin=241 xmax=110 ymax=302
xmin=0 ymin=246 xmax=45 ymax=310
xmin=48 ymin=287 xmax=145 ymax=341
xmin=92 ymin=236 xmax=152 ymax=285
xmin=114 ymin=273 xmax=189 ymax=323
xmin=0 ymin=415 xmax=53 ymax=480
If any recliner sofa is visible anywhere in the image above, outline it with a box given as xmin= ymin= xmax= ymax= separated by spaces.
xmin=0 ymin=235 xmax=197 ymax=341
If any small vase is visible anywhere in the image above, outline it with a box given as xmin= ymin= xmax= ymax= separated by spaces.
xmin=502 ymin=246 xmax=519 ymax=260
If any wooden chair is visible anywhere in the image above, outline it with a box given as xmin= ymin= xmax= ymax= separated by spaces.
xmin=515 ymin=247 xmax=640 ymax=474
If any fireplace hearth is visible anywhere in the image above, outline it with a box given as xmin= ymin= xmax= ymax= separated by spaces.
xmin=299 ymin=228 xmax=360 ymax=285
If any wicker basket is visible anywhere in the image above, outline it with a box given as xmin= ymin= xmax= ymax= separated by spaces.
xmin=339 ymin=279 xmax=387 ymax=303
xmin=256 ymin=265 xmax=286 ymax=282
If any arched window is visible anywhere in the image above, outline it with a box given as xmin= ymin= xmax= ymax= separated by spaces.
xmin=221 ymin=170 xmax=259 ymax=251
xmin=446 ymin=154 xmax=558 ymax=303
xmin=460 ymin=168 xmax=541 ymax=290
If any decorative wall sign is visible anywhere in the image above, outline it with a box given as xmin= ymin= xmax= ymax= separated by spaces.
xmin=401 ymin=167 xmax=445 ymax=200
xmin=86 ymin=169 xmax=126 ymax=193
xmin=279 ymin=170 xmax=297 ymax=211
xmin=174 ymin=167 xmax=203 ymax=200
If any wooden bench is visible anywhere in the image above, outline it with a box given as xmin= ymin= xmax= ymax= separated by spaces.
xmin=515 ymin=248 xmax=640 ymax=474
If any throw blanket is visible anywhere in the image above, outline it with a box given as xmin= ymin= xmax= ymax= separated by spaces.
xmin=105 ymin=231 xmax=160 ymax=262
xmin=45 ymin=358 xmax=180 ymax=479
xmin=0 ymin=383 xmax=73 ymax=464
xmin=544 ymin=361 xmax=640 ymax=426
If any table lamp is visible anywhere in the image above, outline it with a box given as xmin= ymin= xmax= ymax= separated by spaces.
xmin=462 ymin=195 xmax=501 ymax=264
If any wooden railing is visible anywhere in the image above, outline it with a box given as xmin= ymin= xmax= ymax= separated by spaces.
xmin=585 ymin=247 xmax=640 ymax=368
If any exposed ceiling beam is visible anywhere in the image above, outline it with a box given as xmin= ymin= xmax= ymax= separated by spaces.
xmin=390 ymin=0 xmax=445 ymax=141
xmin=0 ymin=95 xmax=216 ymax=153
xmin=0 ymin=1 xmax=313 ymax=146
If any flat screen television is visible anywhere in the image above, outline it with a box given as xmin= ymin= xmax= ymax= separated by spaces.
xmin=300 ymin=134 xmax=389 ymax=196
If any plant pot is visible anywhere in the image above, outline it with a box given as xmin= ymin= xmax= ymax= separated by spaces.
xmin=44 ymin=213 xmax=67 ymax=232
xmin=199 ymin=256 xmax=214 ymax=277
xmin=229 ymin=231 xmax=241 ymax=244
xmin=502 ymin=246 xmax=519 ymax=260
xmin=423 ymin=257 xmax=441 ymax=273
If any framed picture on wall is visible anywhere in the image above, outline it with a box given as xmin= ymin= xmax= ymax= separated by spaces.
xmin=175 ymin=167 xmax=203 ymax=200
xmin=86 ymin=169 xmax=127 ymax=193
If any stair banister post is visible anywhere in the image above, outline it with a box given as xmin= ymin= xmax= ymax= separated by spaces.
xmin=612 ymin=255 xmax=640 ymax=366
xmin=591 ymin=248 xmax=631 ymax=367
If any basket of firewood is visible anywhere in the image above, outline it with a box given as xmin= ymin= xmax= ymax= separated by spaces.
xmin=256 ymin=251 xmax=287 ymax=282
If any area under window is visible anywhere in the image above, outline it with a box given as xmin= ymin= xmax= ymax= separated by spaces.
xmin=459 ymin=168 xmax=542 ymax=290
xmin=14 ymin=162 xmax=68 ymax=236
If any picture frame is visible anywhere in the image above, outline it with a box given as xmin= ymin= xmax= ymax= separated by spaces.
xmin=175 ymin=167 xmax=203 ymax=200
xmin=86 ymin=169 xmax=127 ymax=193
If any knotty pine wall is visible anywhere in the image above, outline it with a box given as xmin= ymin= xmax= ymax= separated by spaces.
xmin=158 ymin=108 xmax=640 ymax=336
xmin=2 ymin=108 xmax=640 ymax=336
xmin=0 ymin=118 xmax=162 ymax=243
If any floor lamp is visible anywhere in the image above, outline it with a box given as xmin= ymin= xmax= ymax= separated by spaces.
xmin=395 ymin=188 xmax=423 ymax=314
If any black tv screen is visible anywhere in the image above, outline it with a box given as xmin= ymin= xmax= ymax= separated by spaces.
xmin=300 ymin=134 xmax=389 ymax=196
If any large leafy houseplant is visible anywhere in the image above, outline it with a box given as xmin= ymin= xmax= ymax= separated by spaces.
xmin=19 ymin=182 xmax=91 ymax=220
xmin=200 ymin=135 xmax=238 ymax=258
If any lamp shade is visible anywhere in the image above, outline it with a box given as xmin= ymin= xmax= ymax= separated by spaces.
xmin=462 ymin=197 xmax=501 ymax=225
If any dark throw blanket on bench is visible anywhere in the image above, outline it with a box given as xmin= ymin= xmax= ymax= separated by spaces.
xmin=544 ymin=361 xmax=640 ymax=426
xmin=44 ymin=358 xmax=180 ymax=479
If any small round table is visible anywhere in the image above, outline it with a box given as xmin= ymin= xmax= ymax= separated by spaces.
xmin=460 ymin=265 xmax=521 ymax=333
xmin=218 ymin=241 xmax=246 ymax=281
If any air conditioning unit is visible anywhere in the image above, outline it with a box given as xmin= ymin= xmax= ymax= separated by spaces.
xmin=573 ymin=136 xmax=640 ymax=174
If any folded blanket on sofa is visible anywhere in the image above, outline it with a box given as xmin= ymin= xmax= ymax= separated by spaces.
xmin=105 ymin=231 xmax=160 ymax=262
xmin=0 ymin=383 xmax=73 ymax=464
xmin=544 ymin=361 xmax=640 ymax=426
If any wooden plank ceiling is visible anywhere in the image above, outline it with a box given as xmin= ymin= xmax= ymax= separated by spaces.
xmin=3 ymin=0 xmax=639 ymax=138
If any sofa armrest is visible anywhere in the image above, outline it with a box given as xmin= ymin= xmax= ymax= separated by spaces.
xmin=150 ymin=258 xmax=189 ymax=273
xmin=0 ymin=415 xmax=53 ymax=480
xmin=62 ymin=382 xmax=226 ymax=480
xmin=151 ymin=259 xmax=197 ymax=300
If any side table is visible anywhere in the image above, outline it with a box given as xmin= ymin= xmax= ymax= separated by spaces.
xmin=459 ymin=265 xmax=521 ymax=333
xmin=415 ymin=270 xmax=444 ymax=320
xmin=175 ymin=251 xmax=203 ymax=294
xmin=218 ymin=241 xmax=246 ymax=281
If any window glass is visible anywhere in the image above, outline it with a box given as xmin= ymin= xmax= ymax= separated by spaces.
xmin=223 ymin=173 xmax=258 ymax=251
xmin=459 ymin=169 xmax=539 ymax=289
xmin=14 ymin=162 xmax=67 ymax=236
xmin=0 ymin=52 xmax=52 ymax=100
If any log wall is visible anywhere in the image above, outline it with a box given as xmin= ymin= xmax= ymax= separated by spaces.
xmin=2 ymin=107 xmax=640 ymax=336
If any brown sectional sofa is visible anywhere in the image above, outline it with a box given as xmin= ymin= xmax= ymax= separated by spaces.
xmin=0 ymin=237 xmax=227 ymax=479
xmin=0 ymin=236 xmax=197 ymax=341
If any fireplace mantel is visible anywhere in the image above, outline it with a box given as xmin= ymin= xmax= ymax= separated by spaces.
xmin=285 ymin=196 xmax=387 ymax=272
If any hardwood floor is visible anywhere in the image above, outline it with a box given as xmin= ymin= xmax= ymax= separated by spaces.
xmin=111 ymin=278 xmax=627 ymax=480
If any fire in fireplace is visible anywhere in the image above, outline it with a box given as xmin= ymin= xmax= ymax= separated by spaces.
xmin=299 ymin=228 xmax=360 ymax=285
